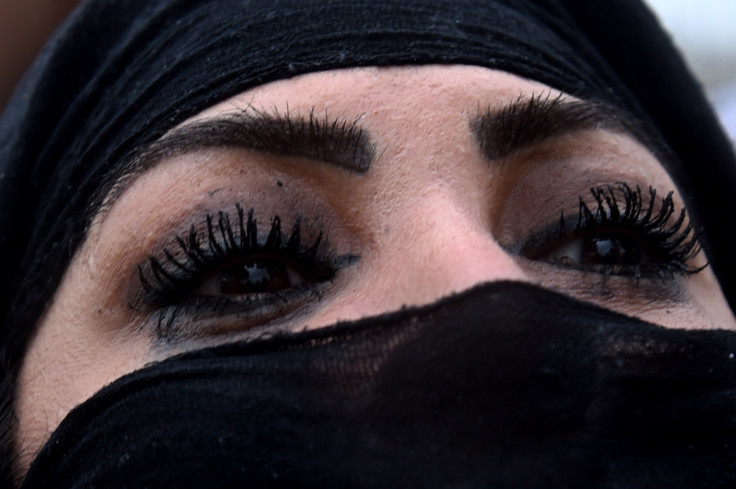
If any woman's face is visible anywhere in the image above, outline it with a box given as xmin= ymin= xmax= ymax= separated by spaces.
xmin=15 ymin=65 xmax=736 ymax=472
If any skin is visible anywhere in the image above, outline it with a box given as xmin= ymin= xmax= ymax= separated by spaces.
xmin=14 ymin=65 xmax=736 ymax=476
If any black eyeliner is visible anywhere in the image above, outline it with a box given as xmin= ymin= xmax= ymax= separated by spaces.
xmin=134 ymin=204 xmax=357 ymax=341
xmin=515 ymin=183 xmax=705 ymax=280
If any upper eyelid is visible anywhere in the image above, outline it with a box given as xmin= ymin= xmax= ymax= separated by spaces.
xmin=132 ymin=203 xmax=358 ymax=304
xmin=137 ymin=207 xmax=295 ymax=296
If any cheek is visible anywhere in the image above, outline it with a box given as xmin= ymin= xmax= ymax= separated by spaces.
xmin=678 ymin=267 xmax=736 ymax=329
xmin=15 ymin=256 xmax=152 ymax=473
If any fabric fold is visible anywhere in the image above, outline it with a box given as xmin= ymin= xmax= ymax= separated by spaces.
xmin=21 ymin=282 xmax=736 ymax=488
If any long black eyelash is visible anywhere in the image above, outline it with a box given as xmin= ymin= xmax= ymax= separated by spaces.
xmin=137 ymin=204 xmax=326 ymax=305
xmin=534 ymin=183 xmax=704 ymax=279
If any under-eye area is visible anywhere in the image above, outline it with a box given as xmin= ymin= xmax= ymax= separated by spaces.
xmin=507 ymin=182 xmax=704 ymax=285
xmin=134 ymin=204 xmax=358 ymax=342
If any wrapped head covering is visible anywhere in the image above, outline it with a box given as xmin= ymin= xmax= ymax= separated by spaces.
xmin=1 ymin=0 xmax=736 ymax=487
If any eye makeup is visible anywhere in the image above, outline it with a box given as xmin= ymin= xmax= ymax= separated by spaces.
xmin=134 ymin=204 xmax=358 ymax=343
xmin=516 ymin=183 xmax=703 ymax=279
xmin=114 ymin=91 xmax=715 ymax=348
xmin=135 ymin=178 xmax=705 ymax=344
xmin=495 ymin=178 xmax=706 ymax=307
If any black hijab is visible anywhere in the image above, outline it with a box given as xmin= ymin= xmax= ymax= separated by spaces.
xmin=1 ymin=0 xmax=736 ymax=487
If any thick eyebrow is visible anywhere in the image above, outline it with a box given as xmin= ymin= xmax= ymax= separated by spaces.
xmin=471 ymin=94 xmax=668 ymax=162
xmin=99 ymin=108 xmax=376 ymax=208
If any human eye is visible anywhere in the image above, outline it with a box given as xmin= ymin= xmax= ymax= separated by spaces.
xmin=135 ymin=204 xmax=355 ymax=342
xmin=515 ymin=183 xmax=704 ymax=281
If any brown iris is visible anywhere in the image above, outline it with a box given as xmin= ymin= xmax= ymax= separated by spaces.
xmin=206 ymin=259 xmax=300 ymax=296
xmin=579 ymin=234 xmax=643 ymax=266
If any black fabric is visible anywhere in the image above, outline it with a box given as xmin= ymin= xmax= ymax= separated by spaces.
xmin=2 ymin=0 xmax=736 ymax=371
xmin=20 ymin=282 xmax=736 ymax=488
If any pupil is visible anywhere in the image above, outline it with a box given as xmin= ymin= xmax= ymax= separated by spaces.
xmin=581 ymin=235 xmax=641 ymax=265
xmin=219 ymin=260 xmax=289 ymax=294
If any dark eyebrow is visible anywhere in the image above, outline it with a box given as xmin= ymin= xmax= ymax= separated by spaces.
xmin=99 ymin=108 xmax=376 ymax=207
xmin=471 ymin=94 xmax=668 ymax=162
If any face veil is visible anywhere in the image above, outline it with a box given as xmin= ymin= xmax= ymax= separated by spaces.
xmin=1 ymin=0 xmax=736 ymax=487
xmin=17 ymin=282 xmax=736 ymax=488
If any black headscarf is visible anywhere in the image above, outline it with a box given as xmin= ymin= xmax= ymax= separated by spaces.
xmin=2 ymin=0 xmax=736 ymax=487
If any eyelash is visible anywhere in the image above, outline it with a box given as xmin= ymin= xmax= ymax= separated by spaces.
xmin=136 ymin=183 xmax=700 ymax=339
xmin=137 ymin=204 xmax=343 ymax=340
xmin=519 ymin=182 xmax=704 ymax=279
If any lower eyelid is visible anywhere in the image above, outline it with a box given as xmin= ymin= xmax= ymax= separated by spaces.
xmin=144 ymin=280 xmax=335 ymax=344
xmin=516 ymin=257 xmax=692 ymax=305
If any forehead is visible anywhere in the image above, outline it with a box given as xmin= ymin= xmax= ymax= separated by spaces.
xmin=190 ymin=65 xmax=556 ymax=120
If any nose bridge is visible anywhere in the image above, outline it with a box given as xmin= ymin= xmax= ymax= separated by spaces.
xmin=374 ymin=195 xmax=530 ymax=309
xmin=355 ymin=81 xmax=530 ymax=310
xmin=424 ymin=205 xmax=527 ymax=291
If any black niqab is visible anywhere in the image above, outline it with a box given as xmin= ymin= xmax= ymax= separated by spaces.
xmin=20 ymin=283 xmax=736 ymax=488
